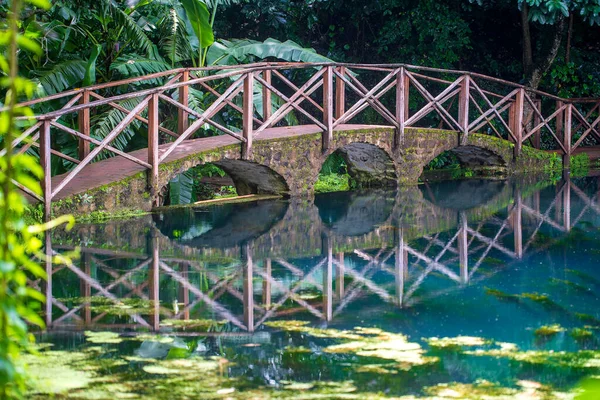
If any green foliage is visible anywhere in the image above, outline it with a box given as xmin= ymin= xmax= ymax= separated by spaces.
xmin=424 ymin=151 xmax=460 ymax=171
xmin=314 ymin=174 xmax=351 ymax=193
xmin=0 ymin=0 xmax=75 ymax=397
xmin=571 ymin=153 xmax=590 ymax=177
xmin=168 ymin=163 xmax=228 ymax=205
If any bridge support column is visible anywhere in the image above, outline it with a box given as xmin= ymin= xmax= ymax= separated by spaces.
xmin=458 ymin=75 xmax=470 ymax=145
xmin=395 ymin=67 xmax=408 ymax=148
xmin=178 ymin=70 xmax=189 ymax=135
xmin=563 ymin=178 xmax=571 ymax=231
xmin=243 ymin=244 xmax=254 ymax=332
xmin=322 ymin=235 xmax=333 ymax=322
xmin=458 ymin=213 xmax=469 ymax=284
xmin=513 ymin=192 xmax=523 ymax=258
xmin=336 ymin=253 xmax=345 ymax=300
xmin=148 ymin=93 xmax=159 ymax=207
xmin=563 ymin=104 xmax=572 ymax=170
xmin=42 ymin=232 xmax=53 ymax=328
xmin=322 ymin=66 xmax=333 ymax=151
xmin=77 ymin=89 xmax=90 ymax=160
xmin=80 ymin=252 xmax=92 ymax=325
xmin=395 ymin=228 xmax=407 ymax=307
xmin=262 ymin=258 xmax=271 ymax=308
xmin=335 ymin=66 xmax=345 ymax=120
xmin=262 ymin=70 xmax=272 ymax=121
xmin=242 ymin=73 xmax=254 ymax=160
xmin=512 ymin=89 xmax=524 ymax=159
xmin=149 ymin=232 xmax=160 ymax=331
xmin=533 ymin=99 xmax=542 ymax=149
xmin=40 ymin=120 xmax=53 ymax=222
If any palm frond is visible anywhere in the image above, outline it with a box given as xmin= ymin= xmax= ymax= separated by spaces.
xmin=110 ymin=2 xmax=154 ymax=55
xmin=202 ymin=0 xmax=240 ymax=8
xmin=33 ymin=59 xmax=87 ymax=96
xmin=169 ymin=169 xmax=194 ymax=205
xmin=160 ymin=10 xmax=194 ymax=66
xmin=207 ymin=38 xmax=333 ymax=65
xmin=90 ymin=97 xmax=144 ymax=159
xmin=111 ymin=55 xmax=171 ymax=79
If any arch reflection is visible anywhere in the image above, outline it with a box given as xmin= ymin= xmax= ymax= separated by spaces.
xmin=39 ymin=176 xmax=600 ymax=335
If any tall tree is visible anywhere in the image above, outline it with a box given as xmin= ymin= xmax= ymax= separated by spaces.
xmin=472 ymin=0 xmax=600 ymax=89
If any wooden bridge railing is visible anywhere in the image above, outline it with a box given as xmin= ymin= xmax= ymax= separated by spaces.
xmin=3 ymin=62 xmax=600 ymax=219
xmin=38 ymin=177 xmax=596 ymax=332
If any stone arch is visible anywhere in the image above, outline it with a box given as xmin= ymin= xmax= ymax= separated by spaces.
xmin=157 ymin=154 xmax=291 ymax=205
xmin=314 ymin=141 xmax=398 ymax=190
xmin=416 ymin=140 xmax=511 ymax=181
xmin=421 ymin=145 xmax=509 ymax=170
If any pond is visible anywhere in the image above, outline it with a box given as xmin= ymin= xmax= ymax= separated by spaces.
xmin=29 ymin=174 xmax=600 ymax=399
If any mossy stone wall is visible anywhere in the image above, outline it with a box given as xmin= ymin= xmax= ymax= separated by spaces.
xmin=51 ymin=127 xmax=557 ymax=217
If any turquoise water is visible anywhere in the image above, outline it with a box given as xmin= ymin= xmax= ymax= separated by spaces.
xmin=30 ymin=175 xmax=600 ymax=398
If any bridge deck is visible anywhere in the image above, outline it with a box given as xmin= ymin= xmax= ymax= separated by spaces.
xmin=51 ymin=124 xmax=386 ymax=200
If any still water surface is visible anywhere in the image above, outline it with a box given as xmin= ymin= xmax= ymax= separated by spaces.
xmin=30 ymin=175 xmax=600 ymax=398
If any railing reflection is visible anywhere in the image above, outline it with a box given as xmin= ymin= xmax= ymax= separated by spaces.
xmin=37 ymin=176 xmax=600 ymax=333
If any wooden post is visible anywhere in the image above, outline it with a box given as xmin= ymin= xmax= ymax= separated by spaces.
xmin=242 ymin=72 xmax=254 ymax=160
xmin=533 ymin=99 xmax=541 ymax=149
xmin=513 ymin=192 xmax=523 ymax=258
xmin=336 ymin=253 xmax=344 ymax=299
xmin=513 ymin=89 xmax=524 ymax=159
xmin=147 ymin=93 xmax=159 ymax=206
xmin=81 ymin=252 xmax=92 ymax=324
xmin=149 ymin=232 xmax=160 ymax=331
xmin=178 ymin=70 xmax=189 ymax=135
xmin=243 ymin=245 xmax=254 ymax=332
xmin=262 ymin=69 xmax=272 ymax=123
xmin=40 ymin=120 xmax=52 ymax=221
xmin=556 ymin=100 xmax=564 ymax=144
xmin=43 ymin=232 xmax=53 ymax=327
xmin=563 ymin=103 xmax=572 ymax=170
xmin=262 ymin=258 xmax=271 ymax=308
xmin=458 ymin=213 xmax=468 ymax=284
xmin=395 ymin=228 xmax=406 ymax=307
xmin=322 ymin=66 xmax=333 ymax=151
xmin=395 ymin=68 xmax=406 ymax=147
xmin=323 ymin=235 xmax=333 ymax=322
xmin=335 ymin=66 xmax=345 ymax=120
xmin=563 ymin=178 xmax=571 ymax=231
xmin=77 ymin=90 xmax=90 ymax=160
xmin=179 ymin=263 xmax=190 ymax=320
xmin=458 ymin=75 xmax=470 ymax=145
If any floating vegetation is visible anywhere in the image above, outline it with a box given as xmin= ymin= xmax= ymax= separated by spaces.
xmin=55 ymin=296 xmax=159 ymax=317
xmin=267 ymin=321 xmax=435 ymax=367
xmin=482 ymin=257 xmax=504 ymax=266
xmin=84 ymin=331 xmax=123 ymax=344
xmin=426 ymin=336 xmax=487 ymax=349
xmin=485 ymin=288 xmax=521 ymax=302
xmin=566 ymin=269 xmax=600 ymax=287
xmin=422 ymin=380 xmax=565 ymax=399
xmin=576 ymin=313 xmax=600 ymax=326
xmin=520 ymin=292 xmax=564 ymax=310
xmin=264 ymin=320 xmax=364 ymax=340
xmin=549 ymin=278 xmax=592 ymax=293
xmin=160 ymin=318 xmax=227 ymax=332
xmin=571 ymin=328 xmax=594 ymax=341
xmin=534 ymin=324 xmax=566 ymax=337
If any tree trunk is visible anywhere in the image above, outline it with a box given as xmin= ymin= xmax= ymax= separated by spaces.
xmin=521 ymin=3 xmax=534 ymax=80
xmin=566 ymin=13 xmax=573 ymax=64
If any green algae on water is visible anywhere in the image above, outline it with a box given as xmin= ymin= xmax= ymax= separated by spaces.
xmin=534 ymin=324 xmax=566 ymax=337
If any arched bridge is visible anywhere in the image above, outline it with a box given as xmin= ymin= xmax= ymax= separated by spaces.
xmin=5 ymin=62 xmax=600 ymax=219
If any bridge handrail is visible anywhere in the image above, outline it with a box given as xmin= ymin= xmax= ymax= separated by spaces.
xmin=3 ymin=62 xmax=600 ymax=220
xmin=6 ymin=62 xmax=600 ymax=116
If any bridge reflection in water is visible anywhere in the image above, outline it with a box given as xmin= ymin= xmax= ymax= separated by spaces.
xmin=37 ymin=176 xmax=600 ymax=335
